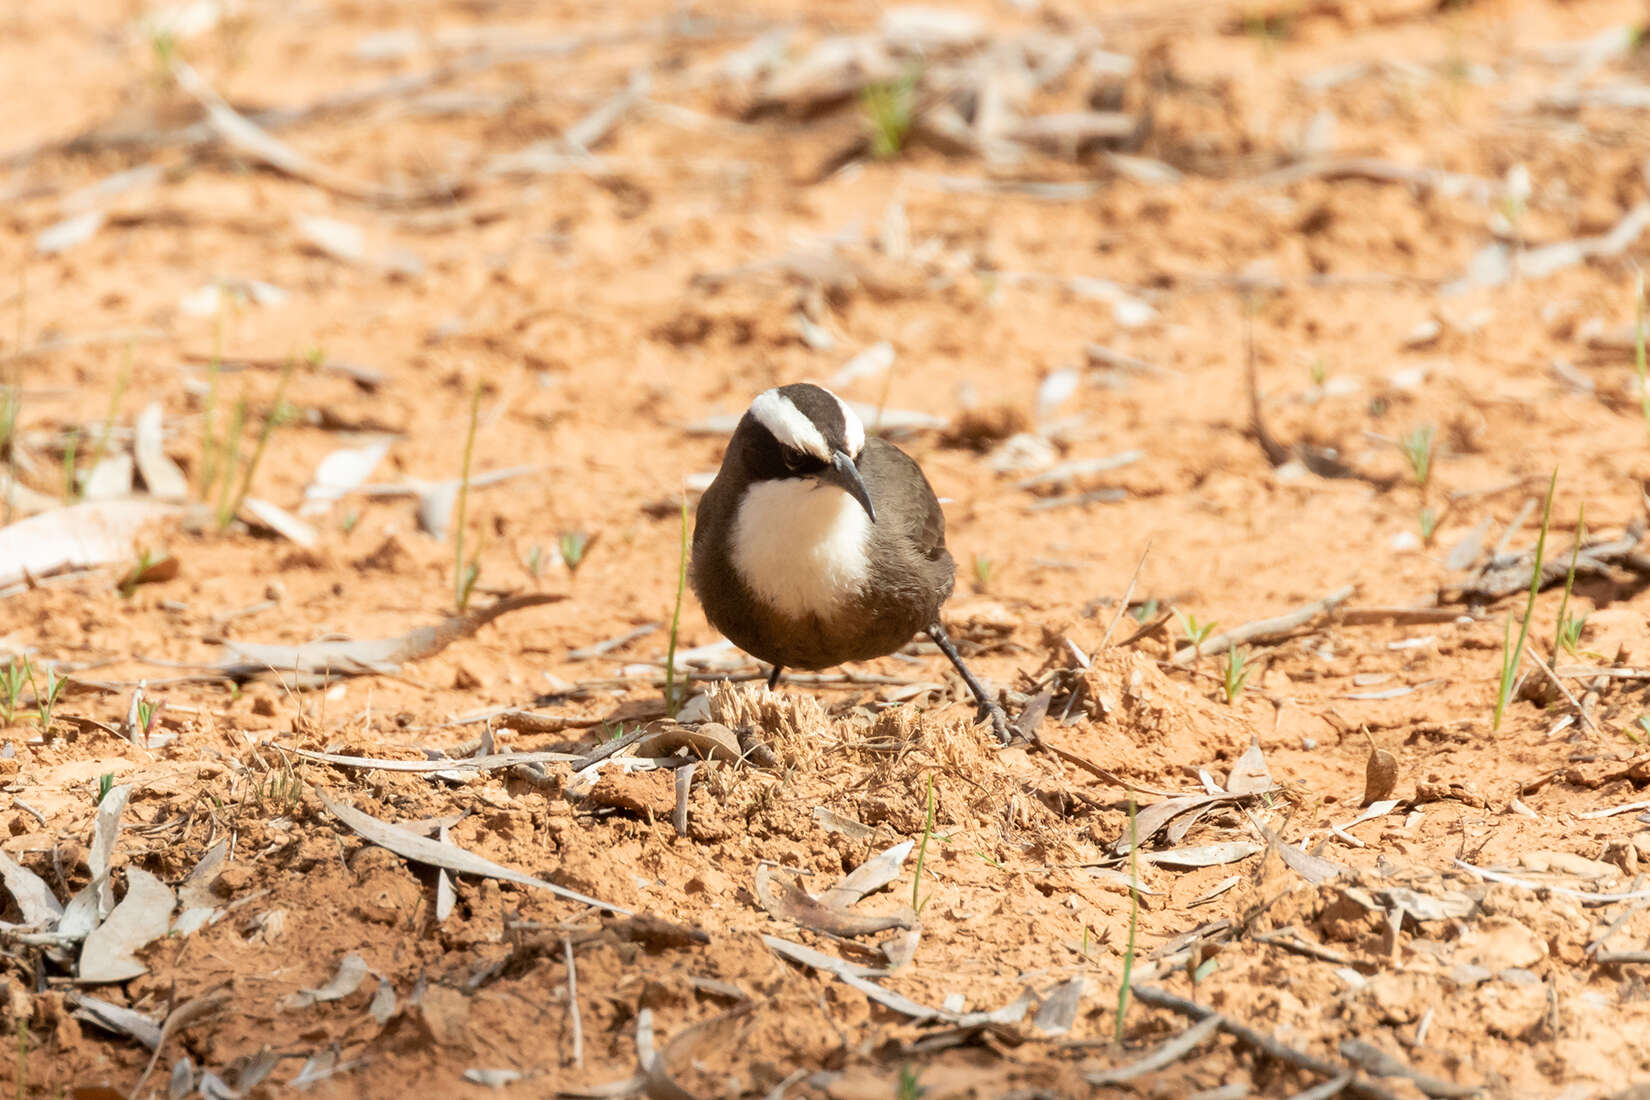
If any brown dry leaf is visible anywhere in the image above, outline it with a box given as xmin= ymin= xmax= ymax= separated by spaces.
xmin=817 ymin=840 xmax=913 ymax=908
xmin=284 ymin=952 xmax=370 ymax=1009
xmin=754 ymin=863 xmax=913 ymax=938
xmin=1225 ymin=737 xmax=1273 ymax=795
xmin=1362 ymin=730 xmax=1399 ymax=805
xmin=630 ymin=720 xmax=743 ymax=762
xmin=218 ymin=593 xmax=562 ymax=684
xmin=0 ymin=500 xmax=180 ymax=591
xmin=317 ymin=790 xmax=631 ymax=914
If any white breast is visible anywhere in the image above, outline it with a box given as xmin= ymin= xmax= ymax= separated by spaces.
xmin=730 ymin=479 xmax=872 ymax=621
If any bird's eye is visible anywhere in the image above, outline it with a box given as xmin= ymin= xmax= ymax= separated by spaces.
xmin=782 ymin=448 xmax=808 ymax=472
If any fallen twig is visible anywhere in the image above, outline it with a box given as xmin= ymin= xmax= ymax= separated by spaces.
xmin=1339 ymin=1039 xmax=1480 ymax=1098
xmin=1084 ymin=1016 xmax=1221 ymax=1084
xmin=171 ymin=60 xmax=453 ymax=205
xmin=1129 ymin=984 xmax=1403 ymax=1100
xmin=564 ymin=935 xmax=584 ymax=1069
xmin=1169 ymin=586 xmax=1355 ymax=665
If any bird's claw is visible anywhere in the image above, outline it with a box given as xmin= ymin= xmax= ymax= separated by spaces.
xmin=980 ymin=701 xmax=1013 ymax=745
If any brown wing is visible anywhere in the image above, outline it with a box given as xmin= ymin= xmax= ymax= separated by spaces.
xmin=861 ymin=438 xmax=954 ymax=613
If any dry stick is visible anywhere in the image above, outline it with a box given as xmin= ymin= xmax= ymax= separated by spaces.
xmin=1521 ymin=641 xmax=1598 ymax=733
xmin=563 ymin=935 xmax=584 ymax=1069
xmin=1587 ymin=894 xmax=1650 ymax=956
xmin=1169 ymin=586 xmax=1355 ymax=666
xmin=171 ymin=60 xmax=451 ymax=205
xmin=1085 ymin=1016 xmax=1222 ymax=1085
xmin=1338 ymin=1040 xmax=1481 ymax=1099
xmin=127 ymin=988 xmax=232 ymax=1100
xmin=1129 ymin=984 xmax=1403 ymax=1100
xmin=1101 ymin=542 xmax=1152 ymax=648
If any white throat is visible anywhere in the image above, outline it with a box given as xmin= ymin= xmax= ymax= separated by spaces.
xmin=730 ymin=479 xmax=872 ymax=621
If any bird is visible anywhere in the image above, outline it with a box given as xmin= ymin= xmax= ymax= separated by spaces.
xmin=690 ymin=382 xmax=1009 ymax=741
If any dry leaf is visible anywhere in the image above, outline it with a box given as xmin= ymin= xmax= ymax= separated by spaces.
xmin=133 ymin=402 xmax=189 ymax=500
xmin=218 ymin=593 xmax=561 ymax=684
xmin=1361 ymin=730 xmax=1398 ymax=805
xmin=754 ymin=864 xmax=912 ymax=939
xmin=1225 ymin=738 xmax=1273 ymax=795
xmin=78 ymin=869 xmax=176 ymax=983
xmin=285 ymin=952 xmax=370 ymax=1009
xmin=317 ymin=790 xmax=631 ymax=914
xmin=0 ymin=500 xmax=179 ymax=590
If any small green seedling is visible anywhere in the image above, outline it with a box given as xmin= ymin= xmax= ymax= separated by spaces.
xmin=1222 ymin=646 xmax=1251 ymax=704
xmin=0 ymin=658 xmax=27 ymax=726
xmin=61 ymin=428 xmax=78 ymax=501
xmin=895 ymin=1065 xmax=926 ymax=1100
xmin=1494 ymin=470 xmax=1557 ymax=731
xmin=117 ymin=547 xmax=168 ymax=598
xmin=663 ymin=495 xmax=689 ymax=716
xmin=96 ymin=773 xmax=114 ymax=805
xmin=135 ymin=697 xmax=158 ymax=737
xmin=1418 ymin=506 xmax=1439 ymax=543
xmin=1309 ymin=356 xmax=1328 ymax=387
xmin=225 ymin=355 xmax=298 ymax=526
xmin=523 ymin=544 xmax=545 ymax=578
xmin=1634 ymin=273 xmax=1649 ymax=437
xmin=453 ymin=379 xmax=483 ymax=613
xmin=1174 ymin=610 xmax=1216 ymax=654
xmin=861 ymin=67 xmax=920 ymax=160
xmin=912 ymin=773 xmax=936 ymax=915
xmin=1553 ymin=503 xmax=1585 ymax=657
xmin=559 ymin=531 xmax=596 ymax=575
xmin=1131 ymin=598 xmax=1160 ymax=623
xmin=971 ymin=554 xmax=995 ymax=592
xmin=1400 ymin=424 xmax=1435 ymax=490
xmin=1115 ymin=795 xmax=1140 ymax=1041
xmin=1630 ymin=716 xmax=1650 ymax=745
xmin=28 ymin=665 xmax=65 ymax=732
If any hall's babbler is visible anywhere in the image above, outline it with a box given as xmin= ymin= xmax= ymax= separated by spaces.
xmin=690 ymin=382 xmax=1008 ymax=741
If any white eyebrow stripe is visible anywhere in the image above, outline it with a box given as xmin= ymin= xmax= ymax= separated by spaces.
xmin=834 ymin=392 xmax=865 ymax=457
xmin=749 ymin=390 xmax=829 ymax=459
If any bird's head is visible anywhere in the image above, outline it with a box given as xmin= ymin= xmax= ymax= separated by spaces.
xmin=729 ymin=383 xmax=875 ymax=522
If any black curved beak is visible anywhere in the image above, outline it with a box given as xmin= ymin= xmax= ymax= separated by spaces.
xmin=828 ymin=450 xmax=876 ymax=523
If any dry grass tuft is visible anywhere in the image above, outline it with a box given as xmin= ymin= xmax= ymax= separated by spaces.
xmin=706 ymin=682 xmax=830 ymax=766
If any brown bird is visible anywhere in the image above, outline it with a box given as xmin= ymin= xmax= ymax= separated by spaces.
xmin=690 ymin=383 xmax=1008 ymax=740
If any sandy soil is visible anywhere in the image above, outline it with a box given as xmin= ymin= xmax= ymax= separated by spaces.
xmin=3 ymin=0 xmax=1650 ymax=1096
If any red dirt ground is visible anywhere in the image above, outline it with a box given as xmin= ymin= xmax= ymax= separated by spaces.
xmin=4 ymin=0 xmax=1650 ymax=1096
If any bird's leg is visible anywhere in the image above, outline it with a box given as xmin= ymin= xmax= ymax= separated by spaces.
xmin=765 ymin=664 xmax=784 ymax=691
xmin=926 ymin=621 xmax=1010 ymax=743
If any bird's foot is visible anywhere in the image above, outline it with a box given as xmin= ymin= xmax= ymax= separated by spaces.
xmin=979 ymin=700 xmax=1012 ymax=745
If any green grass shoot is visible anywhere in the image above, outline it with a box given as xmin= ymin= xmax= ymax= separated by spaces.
xmin=61 ymin=428 xmax=78 ymax=500
xmin=1400 ymin=424 xmax=1435 ymax=489
xmin=1174 ymin=610 xmax=1215 ymax=654
xmin=1222 ymin=646 xmax=1250 ymax=703
xmin=1635 ymin=273 xmax=1648 ymax=436
xmin=1494 ymin=470 xmax=1556 ymax=730
xmin=226 ymin=354 xmax=297 ymax=522
xmin=0 ymin=658 xmax=28 ymax=726
xmin=912 ymin=773 xmax=936 ymax=914
xmin=212 ymin=397 xmax=245 ymax=527
xmin=1552 ymin=502 xmax=1585 ymax=657
xmin=89 ymin=344 xmax=131 ymax=475
xmin=199 ymin=308 xmax=224 ymax=501
xmin=1115 ymin=795 xmax=1139 ymax=1041
xmin=861 ymin=68 xmax=919 ymax=160
xmin=663 ymin=494 xmax=689 ymax=715
xmin=453 ymin=378 xmax=483 ymax=613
